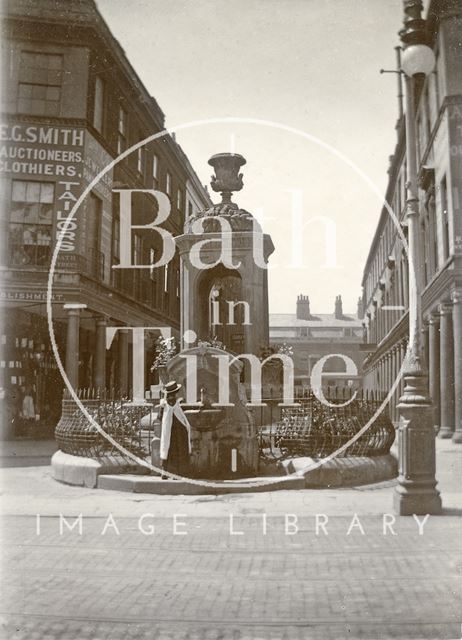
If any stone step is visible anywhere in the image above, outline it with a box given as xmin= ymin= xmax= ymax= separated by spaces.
xmin=97 ymin=473 xmax=306 ymax=495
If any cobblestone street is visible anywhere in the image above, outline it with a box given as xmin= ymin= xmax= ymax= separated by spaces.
xmin=1 ymin=513 xmax=461 ymax=639
xmin=0 ymin=439 xmax=461 ymax=639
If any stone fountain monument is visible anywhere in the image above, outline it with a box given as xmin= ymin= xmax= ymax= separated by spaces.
xmin=152 ymin=153 xmax=275 ymax=479
xmin=177 ymin=153 xmax=274 ymax=355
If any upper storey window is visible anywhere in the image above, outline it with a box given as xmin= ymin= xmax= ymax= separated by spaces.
xmin=117 ymin=106 xmax=128 ymax=154
xmin=17 ymin=52 xmax=63 ymax=116
xmin=93 ymin=76 xmax=105 ymax=133
xmin=165 ymin=172 xmax=171 ymax=196
xmin=9 ymin=179 xmax=54 ymax=267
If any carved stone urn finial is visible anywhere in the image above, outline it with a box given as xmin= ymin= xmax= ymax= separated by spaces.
xmin=185 ymin=152 xmax=255 ymax=232
xmin=208 ymin=153 xmax=246 ymax=204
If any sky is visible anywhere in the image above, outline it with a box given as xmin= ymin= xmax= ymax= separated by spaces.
xmin=96 ymin=0 xmax=404 ymax=315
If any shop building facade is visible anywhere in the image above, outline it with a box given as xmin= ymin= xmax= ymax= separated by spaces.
xmin=361 ymin=0 xmax=462 ymax=438
xmin=0 ymin=0 xmax=211 ymax=436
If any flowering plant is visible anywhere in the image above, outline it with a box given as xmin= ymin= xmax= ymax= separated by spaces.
xmin=150 ymin=336 xmax=178 ymax=371
xmin=198 ymin=336 xmax=226 ymax=350
xmin=277 ymin=342 xmax=294 ymax=357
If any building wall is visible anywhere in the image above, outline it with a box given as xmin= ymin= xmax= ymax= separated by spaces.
xmin=361 ymin=0 xmax=462 ymax=430
xmin=0 ymin=0 xmax=211 ymax=434
xmin=269 ymin=298 xmax=365 ymax=395
xmin=1 ymin=40 xmax=90 ymax=119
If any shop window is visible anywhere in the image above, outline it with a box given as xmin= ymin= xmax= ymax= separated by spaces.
xmin=17 ymin=51 xmax=62 ymax=116
xmin=9 ymin=180 xmax=54 ymax=266
xmin=93 ymin=76 xmax=105 ymax=133
xmin=117 ymin=106 xmax=128 ymax=154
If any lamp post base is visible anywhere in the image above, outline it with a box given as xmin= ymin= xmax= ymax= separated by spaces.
xmin=393 ymin=483 xmax=442 ymax=516
xmin=394 ymin=367 xmax=442 ymax=516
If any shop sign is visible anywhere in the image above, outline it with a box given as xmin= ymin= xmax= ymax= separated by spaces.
xmin=0 ymin=123 xmax=85 ymax=178
xmin=0 ymin=290 xmax=65 ymax=302
xmin=1 ymin=123 xmax=113 ymax=260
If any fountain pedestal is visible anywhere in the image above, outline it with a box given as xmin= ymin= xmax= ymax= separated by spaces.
xmin=151 ymin=345 xmax=258 ymax=479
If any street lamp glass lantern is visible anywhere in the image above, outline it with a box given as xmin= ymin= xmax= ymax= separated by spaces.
xmin=401 ymin=44 xmax=436 ymax=77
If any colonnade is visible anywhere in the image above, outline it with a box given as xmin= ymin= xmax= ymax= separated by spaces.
xmin=63 ymin=304 xmax=129 ymax=395
xmin=424 ymin=291 xmax=462 ymax=443
xmin=365 ymin=289 xmax=462 ymax=443
xmin=366 ymin=338 xmax=407 ymax=424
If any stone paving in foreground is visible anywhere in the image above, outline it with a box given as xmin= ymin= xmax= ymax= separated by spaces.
xmin=0 ymin=438 xmax=461 ymax=639
xmin=1 ymin=513 xmax=461 ymax=640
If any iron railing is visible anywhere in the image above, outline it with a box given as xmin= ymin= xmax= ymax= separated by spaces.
xmin=258 ymin=388 xmax=395 ymax=461
xmin=55 ymin=387 xmax=395 ymax=464
xmin=55 ymin=388 xmax=158 ymax=460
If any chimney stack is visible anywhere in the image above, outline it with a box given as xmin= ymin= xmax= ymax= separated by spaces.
xmin=296 ymin=294 xmax=311 ymax=320
xmin=334 ymin=295 xmax=343 ymax=320
xmin=357 ymin=296 xmax=364 ymax=319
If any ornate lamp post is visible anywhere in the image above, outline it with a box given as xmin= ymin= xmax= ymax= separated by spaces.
xmin=393 ymin=0 xmax=442 ymax=515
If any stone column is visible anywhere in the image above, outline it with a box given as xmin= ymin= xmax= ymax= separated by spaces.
xmin=118 ymin=328 xmax=129 ymax=397
xmin=438 ymin=301 xmax=455 ymax=438
xmin=428 ymin=311 xmax=440 ymax=434
xmin=452 ymin=291 xmax=462 ymax=443
xmin=94 ymin=317 xmax=107 ymax=391
xmin=63 ymin=304 xmax=87 ymax=390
